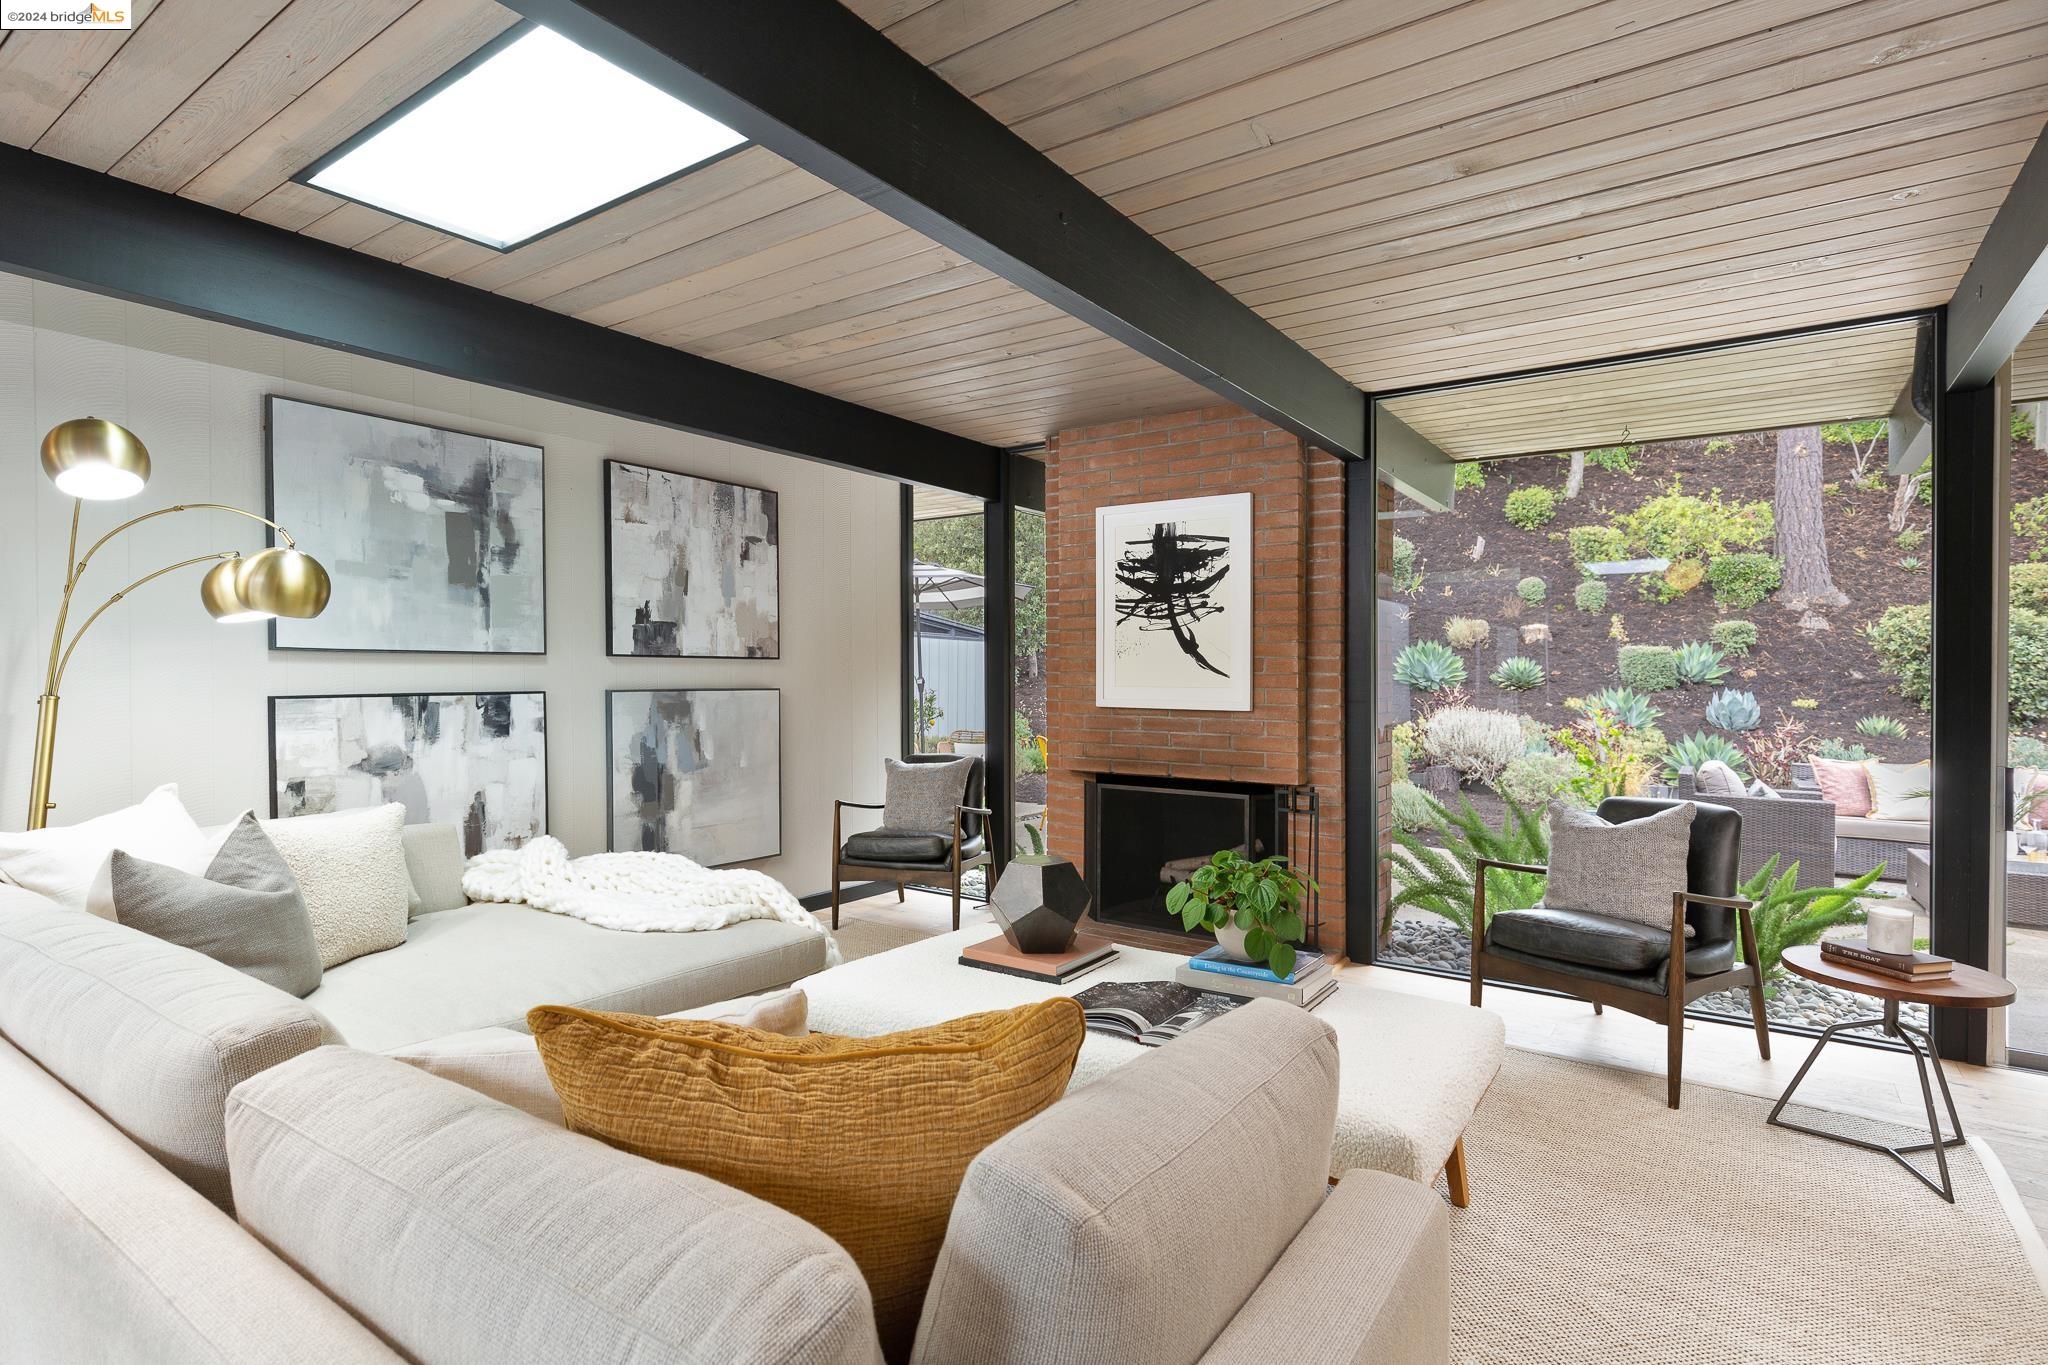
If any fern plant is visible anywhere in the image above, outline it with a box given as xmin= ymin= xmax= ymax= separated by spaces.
xmin=1673 ymin=640 xmax=1730 ymax=685
xmin=1491 ymin=656 xmax=1546 ymax=691
xmin=1704 ymin=689 xmax=1762 ymax=732
xmin=1394 ymin=641 xmax=1466 ymax=692
xmin=1856 ymin=715 xmax=1909 ymax=741
xmin=1584 ymin=686 xmax=1662 ymax=731
xmin=1663 ymin=731 xmax=1747 ymax=781
xmin=1379 ymin=795 xmax=1548 ymax=936
xmin=1734 ymin=856 xmax=1885 ymax=982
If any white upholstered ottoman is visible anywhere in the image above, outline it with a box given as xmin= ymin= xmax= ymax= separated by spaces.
xmin=801 ymin=926 xmax=1506 ymax=1203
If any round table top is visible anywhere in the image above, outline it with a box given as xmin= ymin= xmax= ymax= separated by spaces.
xmin=1781 ymin=945 xmax=2016 ymax=1008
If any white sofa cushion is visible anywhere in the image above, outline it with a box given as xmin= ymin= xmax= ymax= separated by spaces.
xmin=227 ymin=1047 xmax=883 ymax=1365
xmin=912 ymin=1000 xmax=1337 ymax=1365
xmin=262 ymin=805 xmax=411 ymax=968
xmin=308 ymin=902 xmax=829 ymax=1052
xmin=388 ymin=986 xmax=810 ymax=1124
xmin=0 ymin=782 xmax=209 ymax=919
xmin=0 ymin=1037 xmax=397 ymax=1365
xmin=0 ymin=892 xmax=332 ymax=1210
xmin=400 ymin=823 xmax=469 ymax=916
xmin=1863 ymin=760 xmax=1932 ymax=822
xmin=1835 ymin=815 xmax=1931 ymax=844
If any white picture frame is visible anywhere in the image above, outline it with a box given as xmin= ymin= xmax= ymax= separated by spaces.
xmin=1095 ymin=492 xmax=1253 ymax=711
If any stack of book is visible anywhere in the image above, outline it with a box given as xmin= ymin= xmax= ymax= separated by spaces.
xmin=1172 ymin=944 xmax=1336 ymax=1009
xmin=1820 ymin=937 xmax=1953 ymax=982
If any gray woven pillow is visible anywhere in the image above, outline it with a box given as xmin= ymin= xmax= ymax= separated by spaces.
xmin=1543 ymin=801 xmax=1695 ymax=931
xmin=881 ymin=758 xmax=972 ymax=833
xmin=112 ymin=813 xmax=322 ymax=997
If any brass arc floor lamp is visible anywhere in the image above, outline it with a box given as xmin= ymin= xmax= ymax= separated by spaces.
xmin=25 ymin=418 xmax=333 ymax=831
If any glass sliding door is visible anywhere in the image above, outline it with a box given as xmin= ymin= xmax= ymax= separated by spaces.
xmin=1013 ymin=507 xmax=1048 ymax=853
xmin=2002 ymin=383 xmax=2048 ymax=1068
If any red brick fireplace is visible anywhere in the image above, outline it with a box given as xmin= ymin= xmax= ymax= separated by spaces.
xmin=1042 ymin=404 xmax=1352 ymax=957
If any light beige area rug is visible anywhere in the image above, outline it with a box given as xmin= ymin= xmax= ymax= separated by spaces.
xmin=1445 ymin=1049 xmax=2048 ymax=1363
xmin=829 ymin=916 xmax=933 ymax=964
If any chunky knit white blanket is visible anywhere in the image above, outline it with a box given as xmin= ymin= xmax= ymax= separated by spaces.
xmin=462 ymin=836 xmax=840 ymax=965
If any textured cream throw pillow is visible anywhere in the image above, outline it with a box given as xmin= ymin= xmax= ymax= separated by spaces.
xmin=0 ymin=782 xmax=209 ymax=919
xmin=261 ymin=804 xmax=410 ymax=968
xmin=1863 ymin=760 xmax=1932 ymax=822
xmin=1543 ymin=800 xmax=1696 ymax=930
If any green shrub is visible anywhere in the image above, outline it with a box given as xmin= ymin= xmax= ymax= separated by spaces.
xmin=1444 ymin=616 xmax=1490 ymax=649
xmin=1390 ymin=720 xmax=1423 ymax=773
xmin=1856 ymin=715 xmax=1909 ymax=740
xmin=1705 ymin=689 xmax=1761 ymax=732
xmin=2013 ymin=607 xmax=2048 ymax=725
xmin=1816 ymin=738 xmax=1874 ymax=761
xmin=1613 ymin=480 xmax=1773 ymax=561
xmin=1673 ymin=640 xmax=1730 ymax=685
xmin=1663 ymin=731 xmax=1748 ymax=782
xmin=1391 ymin=534 xmax=1417 ymax=579
xmin=1390 ymin=780 xmax=1441 ymax=834
xmin=1895 ymin=526 xmax=1926 ymax=551
xmin=1454 ymin=462 xmax=1486 ymax=491
xmin=2012 ymin=563 xmax=2048 ymax=612
xmin=1705 ymin=553 xmax=1783 ymax=609
xmin=2012 ymin=735 xmax=2048 ymax=768
xmin=1497 ymin=751 xmax=1581 ymax=808
xmin=1864 ymin=605 xmax=1931 ymax=710
xmin=1641 ymin=558 xmax=1704 ymax=603
xmin=1585 ymin=444 xmax=1641 ymax=473
xmin=1421 ymin=707 xmax=1527 ymax=785
xmin=1504 ymin=486 xmax=1558 ymax=530
xmin=1394 ymin=641 xmax=1466 ymax=692
xmin=1573 ymin=577 xmax=1610 ymax=612
xmin=1710 ymin=619 xmax=1758 ymax=655
xmin=2012 ymin=495 xmax=2048 ymax=552
xmin=1584 ymin=686 xmax=1663 ymax=731
xmin=1859 ymin=604 xmax=2048 ymax=724
xmin=2017 ymin=407 xmax=2039 ymax=445
xmin=1566 ymin=525 xmax=1630 ymax=564
xmin=1617 ymin=644 xmax=1679 ymax=693
xmin=1704 ymin=437 xmax=1735 ymax=456
xmin=1516 ymin=575 xmax=1547 ymax=604
xmin=1491 ymin=657 xmax=1546 ymax=692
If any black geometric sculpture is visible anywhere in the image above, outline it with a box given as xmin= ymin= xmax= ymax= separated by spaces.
xmin=990 ymin=855 xmax=1092 ymax=954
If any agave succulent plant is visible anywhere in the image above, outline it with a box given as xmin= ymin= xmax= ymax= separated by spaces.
xmin=1705 ymin=688 xmax=1762 ymax=732
xmin=1393 ymin=640 xmax=1467 ymax=692
xmin=1663 ymin=730 xmax=1749 ymax=782
xmin=1856 ymin=715 xmax=1909 ymax=741
xmin=1583 ymin=686 xmax=1663 ymax=731
xmin=1673 ymin=640 xmax=1730 ymax=685
xmin=1490 ymin=656 xmax=1546 ymax=691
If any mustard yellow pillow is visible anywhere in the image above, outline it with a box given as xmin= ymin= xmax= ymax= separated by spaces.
xmin=529 ymin=998 xmax=1084 ymax=1357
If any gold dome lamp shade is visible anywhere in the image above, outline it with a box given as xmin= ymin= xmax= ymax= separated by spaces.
xmin=40 ymin=417 xmax=151 ymax=501
xmin=201 ymin=546 xmax=333 ymax=622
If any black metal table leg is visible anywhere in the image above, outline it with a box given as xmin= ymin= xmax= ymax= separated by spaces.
xmin=1766 ymin=997 xmax=1966 ymax=1203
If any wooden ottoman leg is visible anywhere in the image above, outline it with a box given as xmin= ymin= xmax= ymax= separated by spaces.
xmin=1444 ymin=1136 xmax=1470 ymax=1209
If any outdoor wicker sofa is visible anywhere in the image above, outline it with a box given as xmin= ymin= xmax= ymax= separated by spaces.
xmin=1667 ymin=769 xmax=1837 ymax=889
xmin=1785 ymin=763 xmax=1928 ymax=882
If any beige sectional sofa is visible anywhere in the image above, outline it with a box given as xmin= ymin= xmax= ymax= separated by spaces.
xmin=0 ymin=829 xmax=1450 ymax=1363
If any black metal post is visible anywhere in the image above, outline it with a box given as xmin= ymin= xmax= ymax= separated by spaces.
xmin=1930 ymin=359 xmax=2008 ymax=1064
xmin=1344 ymin=453 xmax=1380 ymax=963
xmin=983 ymin=458 xmax=1017 ymax=874
xmin=899 ymin=483 xmax=917 ymax=759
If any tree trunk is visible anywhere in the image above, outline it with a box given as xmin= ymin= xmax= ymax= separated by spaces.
xmin=1774 ymin=425 xmax=1847 ymax=609
xmin=1563 ymin=450 xmax=1585 ymax=499
xmin=1889 ymin=471 xmax=1927 ymax=533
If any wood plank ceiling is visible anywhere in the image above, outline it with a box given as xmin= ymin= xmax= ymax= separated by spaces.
xmin=2 ymin=0 xmax=2043 ymax=452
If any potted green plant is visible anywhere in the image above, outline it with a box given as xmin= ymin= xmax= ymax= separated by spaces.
xmin=1165 ymin=850 xmax=1316 ymax=979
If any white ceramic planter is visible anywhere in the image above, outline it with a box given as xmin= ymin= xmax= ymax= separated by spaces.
xmin=1213 ymin=922 xmax=1256 ymax=963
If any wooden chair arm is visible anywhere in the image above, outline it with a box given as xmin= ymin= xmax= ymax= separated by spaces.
xmin=1474 ymin=858 xmax=1550 ymax=877
xmin=956 ymin=804 xmax=995 ymax=818
xmin=1676 ymin=891 xmax=1752 ymax=910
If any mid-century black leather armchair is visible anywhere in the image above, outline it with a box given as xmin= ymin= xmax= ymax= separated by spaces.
xmin=830 ymin=754 xmax=991 ymax=931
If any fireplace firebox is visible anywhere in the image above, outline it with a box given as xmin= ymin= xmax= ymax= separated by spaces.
xmin=1084 ymin=775 xmax=1284 ymax=939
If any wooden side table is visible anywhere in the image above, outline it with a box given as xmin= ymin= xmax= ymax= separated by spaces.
xmin=1768 ymin=945 xmax=2015 ymax=1202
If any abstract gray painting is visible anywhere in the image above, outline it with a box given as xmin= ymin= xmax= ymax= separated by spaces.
xmin=270 ymin=693 xmax=547 ymax=858
xmin=607 ymin=688 xmax=779 ymax=865
xmin=268 ymin=396 xmax=546 ymax=653
xmin=605 ymin=461 xmax=778 ymax=658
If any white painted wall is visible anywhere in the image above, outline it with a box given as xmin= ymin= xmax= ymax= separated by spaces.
xmin=0 ymin=272 xmax=902 ymax=897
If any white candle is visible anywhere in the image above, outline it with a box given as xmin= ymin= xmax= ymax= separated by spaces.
xmin=1867 ymin=904 xmax=1914 ymax=955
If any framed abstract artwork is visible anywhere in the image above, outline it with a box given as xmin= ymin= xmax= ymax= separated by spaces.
xmin=606 ymin=688 xmax=780 ymax=865
xmin=269 ymin=692 xmax=548 ymax=857
xmin=604 ymin=460 xmax=779 ymax=659
xmin=1095 ymin=492 xmax=1253 ymax=711
xmin=266 ymin=395 xmax=546 ymax=653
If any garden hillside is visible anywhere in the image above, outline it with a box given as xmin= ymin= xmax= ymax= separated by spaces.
xmin=1386 ymin=415 xmax=2047 ymax=808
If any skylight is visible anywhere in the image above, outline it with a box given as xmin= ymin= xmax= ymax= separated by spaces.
xmin=305 ymin=26 xmax=745 ymax=251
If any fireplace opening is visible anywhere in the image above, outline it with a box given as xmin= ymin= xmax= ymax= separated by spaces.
xmin=1084 ymin=775 xmax=1283 ymax=939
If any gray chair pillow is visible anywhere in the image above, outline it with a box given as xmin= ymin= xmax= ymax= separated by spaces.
xmin=1693 ymin=760 xmax=1745 ymax=796
xmin=1543 ymin=800 xmax=1695 ymax=931
xmin=882 ymin=757 xmax=971 ymax=833
xmin=113 ymin=814 xmax=322 ymax=998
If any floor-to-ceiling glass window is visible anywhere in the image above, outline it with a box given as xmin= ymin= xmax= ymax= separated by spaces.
xmin=1372 ymin=319 xmax=1935 ymax=1042
xmin=2002 ymin=353 xmax=2048 ymax=1068
xmin=1013 ymin=507 xmax=1048 ymax=854
xmin=905 ymin=491 xmax=991 ymax=897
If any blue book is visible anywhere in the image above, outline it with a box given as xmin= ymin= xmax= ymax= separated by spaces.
xmin=1186 ymin=945 xmax=1326 ymax=985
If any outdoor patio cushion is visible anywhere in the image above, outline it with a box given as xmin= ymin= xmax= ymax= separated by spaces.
xmin=1487 ymin=905 xmax=1678 ymax=973
xmin=1835 ymin=816 xmax=1929 ymax=844
xmin=842 ymin=829 xmax=986 ymax=866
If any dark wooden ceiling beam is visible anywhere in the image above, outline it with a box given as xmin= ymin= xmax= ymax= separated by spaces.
xmin=1947 ymin=126 xmax=2048 ymax=391
xmin=505 ymin=0 xmax=1367 ymax=460
xmin=0 ymin=143 xmax=1001 ymax=498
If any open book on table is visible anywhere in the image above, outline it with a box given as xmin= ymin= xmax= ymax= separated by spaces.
xmin=1072 ymin=980 xmax=1245 ymax=1048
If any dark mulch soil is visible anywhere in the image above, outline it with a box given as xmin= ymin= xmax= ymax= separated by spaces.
xmin=1391 ymin=429 xmax=2048 ymax=764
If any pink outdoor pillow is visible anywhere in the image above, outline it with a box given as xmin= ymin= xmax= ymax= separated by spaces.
xmin=1809 ymin=757 xmax=1872 ymax=817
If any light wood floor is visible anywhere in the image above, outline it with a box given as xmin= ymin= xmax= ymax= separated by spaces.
xmin=867 ymin=888 xmax=2048 ymax=1236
